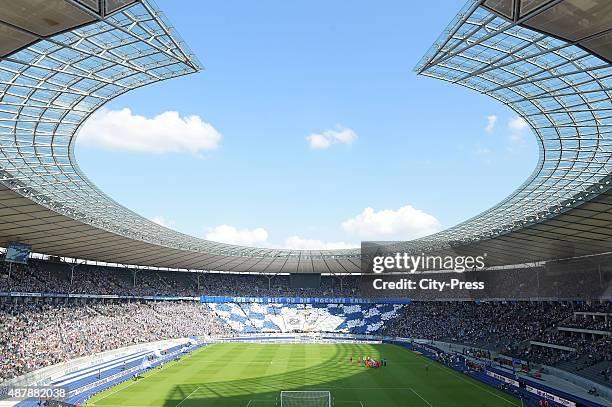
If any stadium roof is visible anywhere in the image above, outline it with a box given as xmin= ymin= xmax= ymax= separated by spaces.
xmin=0 ymin=0 xmax=610 ymax=273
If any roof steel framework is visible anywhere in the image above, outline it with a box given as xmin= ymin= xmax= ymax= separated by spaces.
xmin=411 ymin=0 xmax=612 ymax=251
xmin=0 ymin=0 xmax=610 ymax=272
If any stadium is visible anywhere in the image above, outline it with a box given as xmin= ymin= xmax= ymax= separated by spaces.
xmin=0 ymin=0 xmax=610 ymax=406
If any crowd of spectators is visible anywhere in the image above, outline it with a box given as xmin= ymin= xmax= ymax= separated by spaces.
xmin=559 ymin=317 xmax=611 ymax=331
xmin=508 ymin=303 xmax=612 ymax=373
xmin=385 ymin=301 xmax=612 ymax=380
xmin=0 ymin=301 xmax=233 ymax=382
xmin=514 ymin=330 xmax=611 ymax=373
xmin=385 ymin=301 xmax=573 ymax=350
xmin=0 ymin=260 xmax=360 ymax=298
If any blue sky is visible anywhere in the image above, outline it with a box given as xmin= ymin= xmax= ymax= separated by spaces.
xmin=75 ymin=0 xmax=538 ymax=249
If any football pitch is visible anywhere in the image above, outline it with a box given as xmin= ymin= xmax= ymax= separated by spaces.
xmin=86 ymin=343 xmax=522 ymax=407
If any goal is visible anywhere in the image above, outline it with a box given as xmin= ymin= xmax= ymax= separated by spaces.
xmin=280 ymin=391 xmax=331 ymax=407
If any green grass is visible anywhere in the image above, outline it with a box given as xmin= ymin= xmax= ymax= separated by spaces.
xmin=86 ymin=343 xmax=522 ymax=407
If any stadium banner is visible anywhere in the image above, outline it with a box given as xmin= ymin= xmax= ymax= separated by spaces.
xmin=4 ymin=242 xmax=32 ymax=264
xmin=525 ymin=385 xmax=576 ymax=407
xmin=0 ymin=292 xmax=43 ymax=297
xmin=199 ymin=296 xmax=410 ymax=304
xmin=485 ymin=370 xmax=519 ymax=387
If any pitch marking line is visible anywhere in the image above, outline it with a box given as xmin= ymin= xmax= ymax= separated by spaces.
xmin=245 ymin=400 xmax=274 ymax=407
xmin=327 ymin=387 xmax=411 ymax=390
xmin=175 ymin=386 xmax=201 ymax=407
xmin=92 ymin=405 xmax=162 ymax=407
xmin=410 ymin=388 xmax=433 ymax=407
xmin=91 ymin=367 xmax=166 ymax=404
xmin=91 ymin=348 xmax=202 ymax=405
xmin=422 ymin=358 xmax=520 ymax=407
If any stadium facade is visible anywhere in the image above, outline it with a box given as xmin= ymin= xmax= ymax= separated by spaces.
xmin=0 ymin=0 xmax=610 ymax=273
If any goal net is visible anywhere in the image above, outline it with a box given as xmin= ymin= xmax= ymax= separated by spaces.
xmin=280 ymin=391 xmax=331 ymax=407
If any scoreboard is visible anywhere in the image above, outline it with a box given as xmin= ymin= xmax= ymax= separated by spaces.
xmin=5 ymin=241 xmax=32 ymax=264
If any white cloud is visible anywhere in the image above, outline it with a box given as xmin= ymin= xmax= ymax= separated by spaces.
xmin=203 ymin=225 xmax=356 ymax=250
xmin=485 ymin=115 xmax=497 ymax=133
xmin=205 ymin=225 xmax=269 ymax=246
xmin=508 ymin=116 xmax=529 ymax=144
xmin=307 ymin=134 xmax=332 ymax=149
xmin=307 ymin=127 xmax=357 ymax=149
xmin=508 ymin=116 xmax=528 ymax=131
xmin=150 ymin=215 xmax=173 ymax=228
xmin=284 ymin=236 xmax=355 ymax=250
xmin=341 ymin=204 xmax=441 ymax=239
xmin=78 ymin=108 xmax=222 ymax=154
